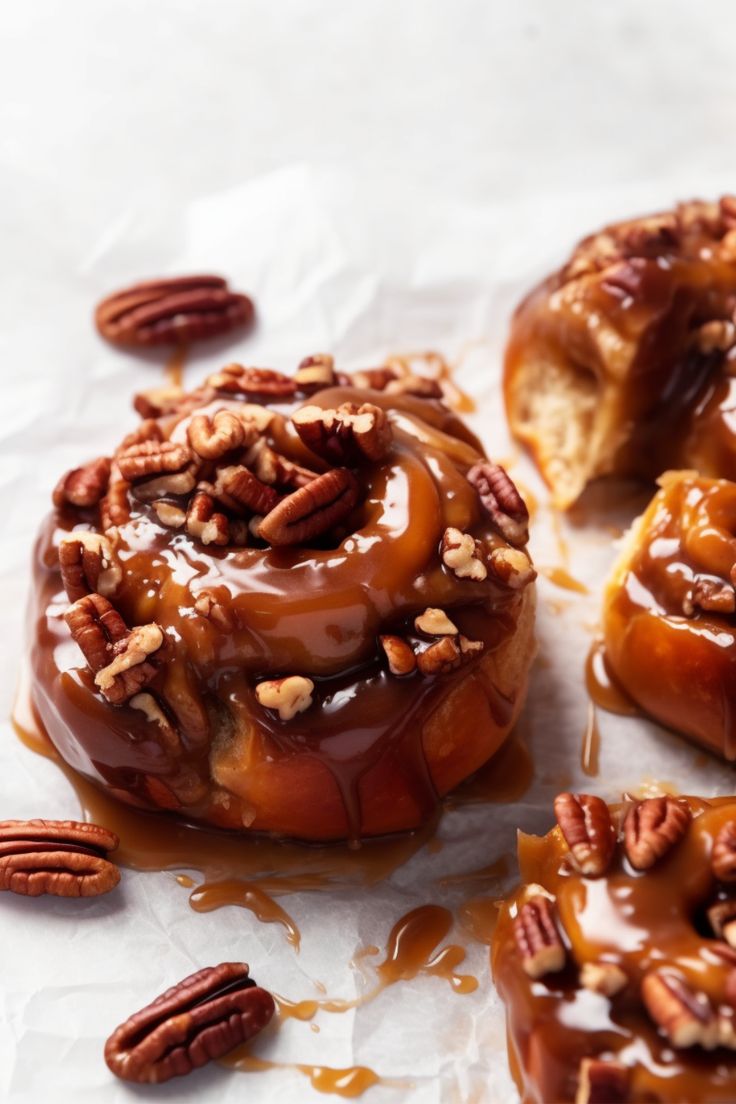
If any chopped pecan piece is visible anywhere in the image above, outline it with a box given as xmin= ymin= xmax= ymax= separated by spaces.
xmin=417 ymin=634 xmax=483 ymax=676
xmin=258 ymin=468 xmax=359 ymax=546
xmin=152 ymin=500 xmax=186 ymax=529
xmin=104 ymin=963 xmax=274 ymax=1084
xmin=579 ymin=962 xmax=628 ymax=997
xmin=707 ymin=900 xmax=736 ymax=947
xmin=292 ymin=401 xmax=393 ymax=464
xmin=695 ymin=319 xmax=736 ymax=355
xmin=441 ymin=527 xmax=487 ymax=581
xmin=129 ymin=693 xmax=179 ymax=751
xmin=64 ymin=594 xmax=163 ymax=705
xmin=488 ymin=546 xmax=536 ymax=589
xmin=295 ymin=353 xmax=336 ymax=392
xmin=185 ymin=491 xmax=230 ymax=546
xmin=467 ymin=461 xmax=529 ymax=546
xmin=379 ymin=635 xmax=417 ymax=676
xmin=414 ymin=608 xmax=459 ymax=636
xmin=713 ymin=821 xmax=736 ymax=881
xmin=133 ymin=385 xmax=185 ymax=420
xmin=207 ymin=364 xmax=297 ymax=399
xmin=95 ymin=275 xmax=254 ymax=347
xmin=554 ymin=792 xmax=615 ymax=878
xmin=683 ymin=576 xmax=736 ymax=616
xmin=53 ymin=456 xmax=111 ymax=510
xmin=194 ymin=589 xmax=237 ymax=632
xmin=214 ymin=464 xmax=280 ymax=516
xmin=641 ymin=970 xmax=717 ymax=1049
xmin=385 ymin=375 xmax=443 ymax=399
xmin=187 ymin=410 xmax=246 ymax=459
xmin=513 ymin=894 xmax=566 ymax=978
xmin=58 ymin=533 xmax=122 ymax=602
xmin=0 ymin=819 xmax=119 ymax=897
xmin=118 ymin=419 xmax=164 ymax=454
xmin=255 ymin=676 xmax=314 ymax=720
xmin=623 ymin=796 xmax=691 ymax=870
xmin=350 ymin=367 xmax=399 ymax=391
xmin=246 ymin=439 xmax=319 ymax=489
xmin=575 ymin=1058 xmax=630 ymax=1104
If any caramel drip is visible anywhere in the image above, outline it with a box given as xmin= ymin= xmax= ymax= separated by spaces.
xmin=538 ymin=565 xmax=589 ymax=594
xmin=164 ymin=345 xmax=186 ymax=388
xmin=385 ymin=349 xmax=476 ymax=412
xmin=580 ymin=702 xmax=600 ymax=777
xmin=222 ymin=1052 xmax=395 ymax=1098
xmin=190 ymin=879 xmax=301 ymax=950
xmin=584 ymin=637 xmax=639 ymax=716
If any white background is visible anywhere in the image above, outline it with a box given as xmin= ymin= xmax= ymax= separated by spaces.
xmin=2 ymin=3 xmax=736 ymax=1102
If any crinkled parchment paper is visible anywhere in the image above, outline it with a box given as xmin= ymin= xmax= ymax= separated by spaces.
xmin=2 ymin=166 xmax=736 ymax=1103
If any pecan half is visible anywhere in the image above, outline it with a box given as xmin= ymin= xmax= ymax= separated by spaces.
xmin=255 ymin=676 xmax=314 ymax=720
xmin=95 ymin=275 xmax=254 ymax=348
xmin=133 ymin=385 xmax=186 ymax=420
xmin=53 ymin=457 xmax=111 ymax=510
xmin=246 ymin=440 xmax=319 ymax=490
xmin=513 ymin=894 xmax=566 ymax=978
xmin=417 ymin=634 xmax=483 ymax=676
xmin=554 ymin=792 xmax=615 ymax=878
xmin=295 ymin=353 xmax=337 ymax=393
xmin=350 ymin=367 xmax=399 ymax=391
xmin=214 ymin=465 xmax=280 ymax=516
xmin=117 ymin=440 xmax=193 ymax=483
xmin=467 ymin=461 xmax=529 ymax=546
xmin=575 ymin=1059 xmax=630 ymax=1104
xmin=695 ymin=319 xmax=736 ymax=355
xmin=58 ymin=533 xmax=122 ymax=602
xmin=441 ymin=527 xmax=488 ymax=581
xmin=707 ymin=900 xmax=736 ymax=947
xmin=623 ymin=796 xmax=691 ymax=870
xmin=187 ymin=410 xmax=246 ymax=460
xmin=64 ymin=594 xmax=163 ymax=705
xmin=385 ymin=375 xmax=443 ymax=399
xmin=152 ymin=500 xmax=186 ymax=529
xmin=641 ymin=970 xmax=717 ymax=1049
xmin=414 ymin=608 xmax=459 ymax=636
xmin=292 ymin=402 xmax=392 ymax=464
xmin=185 ymin=491 xmax=230 ymax=546
xmin=488 ymin=546 xmax=536 ymax=589
xmin=683 ymin=576 xmax=736 ymax=616
xmin=104 ymin=963 xmax=274 ymax=1084
xmin=379 ymin=635 xmax=417 ymax=676
xmin=258 ymin=468 xmax=359 ymax=546
xmin=207 ymin=364 xmax=297 ymax=399
xmin=100 ymin=473 xmax=132 ymax=531
xmin=713 ymin=821 xmax=736 ymax=881
xmin=0 ymin=819 xmax=119 ymax=897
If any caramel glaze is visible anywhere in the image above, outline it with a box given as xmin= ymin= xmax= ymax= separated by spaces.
xmin=30 ymin=383 xmax=534 ymax=842
xmin=493 ymin=796 xmax=736 ymax=1104
xmin=222 ymin=1052 xmax=392 ymax=1098
xmin=603 ymin=471 xmax=736 ymax=761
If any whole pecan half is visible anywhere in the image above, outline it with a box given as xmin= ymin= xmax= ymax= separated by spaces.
xmin=53 ymin=457 xmax=111 ymax=510
xmin=100 ymin=466 xmax=132 ymax=531
xmin=258 ymin=468 xmax=359 ymax=546
xmin=513 ymin=893 xmax=566 ymax=978
xmin=207 ymin=364 xmax=297 ymax=399
xmin=295 ymin=353 xmax=337 ymax=393
xmin=576 ymin=1058 xmax=630 ymax=1104
xmin=467 ymin=461 xmax=529 ymax=546
xmin=58 ymin=533 xmax=122 ymax=603
xmin=117 ymin=440 xmax=193 ymax=483
xmin=554 ymin=792 xmax=615 ymax=878
xmin=247 ymin=440 xmax=319 ymax=490
xmin=64 ymin=593 xmax=163 ymax=705
xmin=187 ymin=410 xmax=247 ymax=460
xmin=104 ymin=963 xmax=274 ymax=1084
xmin=0 ymin=819 xmax=119 ymax=897
xmin=214 ymin=465 xmax=280 ymax=516
xmin=95 ymin=275 xmax=254 ymax=348
xmin=185 ymin=491 xmax=230 ymax=547
xmin=292 ymin=402 xmax=393 ymax=464
xmin=641 ymin=970 xmax=717 ymax=1048
xmin=623 ymin=796 xmax=691 ymax=870
xmin=713 ymin=821 xmax=736 ymax=882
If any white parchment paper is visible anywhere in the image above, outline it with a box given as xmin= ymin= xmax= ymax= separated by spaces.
xmin=3 ymin=166 xmax=736 ymax=1103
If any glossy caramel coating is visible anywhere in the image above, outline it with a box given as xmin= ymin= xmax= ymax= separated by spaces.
xmin=30 ymin=371 xmax=536 ymax=841
xmin=493 ymin=795 xmax=736 ymax=1104
xmin=504 ymin=197 xmax=736 ymax=508
xmin=603 ymin=471 xmax=736 ymax=760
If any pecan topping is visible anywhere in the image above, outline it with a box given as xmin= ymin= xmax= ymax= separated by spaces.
xmin=247 ymin=440 xmax=319 ymax=489
xmin=623 ymin=796 xmax=691 ymax=870
xmin=488 ymin=546 xmax=536 ymax=589
xmin=414 ymin=608 xmax=459 ymax=636
xmin=185 ymin=491 xmax=230 ymax=546
xmin=695 ymin=319 xmax=736 ymax=355
xmin=379 ymin=635 xmax=417 ymax=676
xmin=554 ymin=792 xmax=615 ymax=878
xmin=641 ymin=970 xmax=717 ymax=1049
xmin=152 ymin=500 xmax=186 ymax=529
xmin=0 ymin=819 xmax=119 ymax=897
xmin=385 ymin=375 xmax=443 ymax=399
xmin=441 ymin=527 xmax=488 ymax=581
xmin=53 ymin=456 xmax=111 ymax=510
xmin=683 ymin=575 xmax=736 ymax=616
xmin=258 ymin=468 xmax=359 ymax=546
xmin=64 ymin=594 xmax=163 ymax=705
xmin=194 ymin=589 xmax=237 ymax=632
xmin=350 ymin=367 xmax=399 ymax=391
xmin=133 ymin=385 xmax=186 ymax=420
xmin=104 ymin=962 xmax=274 ymax=1084
xmin=292 ymin=402 xmax=393 ymax=464
xmin=214 ymin=464 xmax=280 ymax=516
xmin=58 ymin=533 xmax=122 ymax=602
xmin=117 ymin=440 xmax=193 ymax=483
xmin=713 ymin=821 xmax=736 ymax=881
xmin=575 ymin=1058 xmax=630 ymax=1104
xmin=579 ymin=961 xmax=628 ymax=997
xmin=513 ymin=894 xmax=566 ymax=978
xmin=207 ymin=364 xmax=297 ymax=399
xmin=187 ymin=410 xmax=247 ymax=459
xmin=95 ymin=275 xmax=254 ymax=348
xmin=295 ymin=353 xmax=336 ymax=392
xmin=130 ymin=693 xmax=179 ymax=750
xmin=255 ymin=676 xmax=314 ymax=720
xmin=417 ymin=634 xmax=483 ymax=676
xmin=467 ymin=461 xmax=529 ymax=546
xmin=707 ymin=900 xmax=736 ymax=947
xmin=100 ymin=473 xmax=132 ymax=531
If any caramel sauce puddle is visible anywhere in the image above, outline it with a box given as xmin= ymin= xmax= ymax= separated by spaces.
xmin=222 ymin=1052 xmax=403 ymax=1097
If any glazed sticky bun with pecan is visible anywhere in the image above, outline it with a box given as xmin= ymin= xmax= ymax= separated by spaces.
xmin=30 ymin=356 xmax=536 ymax=841
xmin=493 ymin=792 xmax=736 ymax=1104
xmin=504 ymin=196 xmax=736 ymax=508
